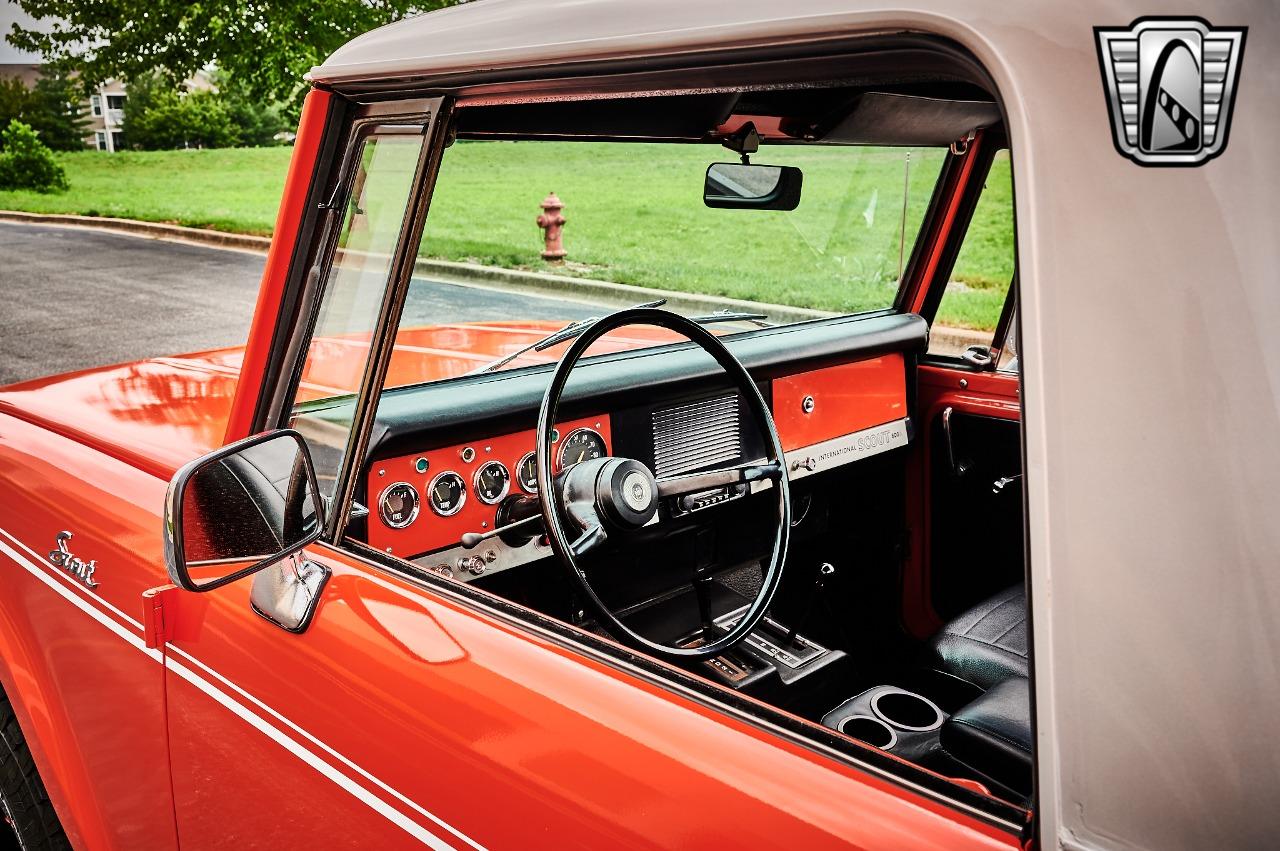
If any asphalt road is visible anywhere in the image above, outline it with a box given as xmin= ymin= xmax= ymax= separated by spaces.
xmin=0 ymin=222 xmax=597 ymax=386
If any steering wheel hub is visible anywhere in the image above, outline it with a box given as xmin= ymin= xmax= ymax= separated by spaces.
xmin=595 ymin=458 xmax=658 ymax=529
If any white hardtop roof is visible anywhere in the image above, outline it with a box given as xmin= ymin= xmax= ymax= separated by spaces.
xmin=309 ymin=0 xmax=1072 ymax=86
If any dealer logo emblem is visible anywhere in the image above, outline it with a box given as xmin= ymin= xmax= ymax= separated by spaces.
xmin=1095 ymin=17 xmax=1246 ymax=166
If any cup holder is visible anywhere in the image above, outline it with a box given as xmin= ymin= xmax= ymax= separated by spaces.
xmin=837 ymin=715 xmax=898 ymax=749
xmin=870 ymin=688 xmax=944 ymax=732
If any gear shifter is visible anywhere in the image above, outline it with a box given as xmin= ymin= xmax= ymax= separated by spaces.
xmin=785 ymin=562 xmax=835 ymax=646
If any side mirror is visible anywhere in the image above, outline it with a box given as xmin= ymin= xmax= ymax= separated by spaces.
xmin=703 ymin=162 xmax=803 ymax=210
xmin=164 ymin=430 xmax=324 ymax=592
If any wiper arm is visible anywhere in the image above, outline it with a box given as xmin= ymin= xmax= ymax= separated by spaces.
xmin=530 ymin=305 xmax=773 ymax=355
xmin=467 ymin=320 xmax=580 ymax=376
xmin=687 ymin=309 xmax=774 ymax=328
xmin=468 ymin=299 xmax=667 ymax=375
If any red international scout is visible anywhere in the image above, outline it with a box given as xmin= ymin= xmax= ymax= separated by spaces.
xmin=0 ymin=1 xmax=1273 ymax=849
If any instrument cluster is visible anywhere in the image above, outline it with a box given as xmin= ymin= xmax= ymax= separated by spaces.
xmin=367 ymin=415 xmax=611 ymax=558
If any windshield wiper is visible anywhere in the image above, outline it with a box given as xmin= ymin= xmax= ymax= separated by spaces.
xmin=468 ymin=299 xmax=667 ymax=375
xmin=466 ymin=302 xmax=774 ymax=376
xmin=687 ymin=309 xmax=775 ymax=328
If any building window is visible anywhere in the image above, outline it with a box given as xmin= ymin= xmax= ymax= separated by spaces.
xmin=111 ymin=131 xmax=125 ymax=152
xmin=90 ymin=95 xmax=102 ymax=116
xmin=106 ymin=94 xmax=126 ymax=110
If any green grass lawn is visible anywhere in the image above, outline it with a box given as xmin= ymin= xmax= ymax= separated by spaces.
xmin=0 ymin=145 xmax=1013 ymax=329
xmin=0 ymin=148 xmax=289 ymax=234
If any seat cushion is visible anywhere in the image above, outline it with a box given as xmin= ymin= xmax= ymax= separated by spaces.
xmin=940 ymin=675 xmax=1032 ymax=798
xmin=925 ymin=584 xmax=1028 ymax=690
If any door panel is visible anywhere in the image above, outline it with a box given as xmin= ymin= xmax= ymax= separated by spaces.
xmin=927 ymin=411 xmax=1023 ymax=618
xmin=903 ymin=366 xmax=1021 ymax=637
xmin=164 ymin=541 xmax=1021 ymax=849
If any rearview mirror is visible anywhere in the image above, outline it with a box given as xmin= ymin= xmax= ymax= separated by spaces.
xmin=164 ymin=430 xmax=324 ymax=592
xmin=703 ymin=162 xmax=803 ymax=210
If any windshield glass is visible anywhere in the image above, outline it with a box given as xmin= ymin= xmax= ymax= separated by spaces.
xmin=367 ymin=140 xmax=944 ymax=389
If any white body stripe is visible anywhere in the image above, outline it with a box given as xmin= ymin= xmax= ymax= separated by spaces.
xmin=0 ymin=537 xmax=161 ymax=662
xmin=0 ymin=526 xmax=483 ymax=851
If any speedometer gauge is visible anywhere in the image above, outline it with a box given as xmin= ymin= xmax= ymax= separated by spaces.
xmin=427 ymin=471 xmax=466 ymax=516
xmin=558 ymin=428 xmax=606 ymax=470
xmin=474 ymin=461 xmax=510 ymax=504
xmin=516 ymin=452 xmax=538 ymax=493
xmin=378 ymin=482 xmax=419 ymax=529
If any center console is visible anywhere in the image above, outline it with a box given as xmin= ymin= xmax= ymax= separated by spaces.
xmin=821 ymin=686 xmax=947 ymax=762
xmin=686 ymin=606 xmax=844 ymax=690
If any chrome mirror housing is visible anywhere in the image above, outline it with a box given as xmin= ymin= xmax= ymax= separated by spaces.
xmin=163 ymin=430 xmax=325 ymax=592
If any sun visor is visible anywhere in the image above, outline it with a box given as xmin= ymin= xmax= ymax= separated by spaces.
xmin=820 ymin=93 xmax=1002 ymax=145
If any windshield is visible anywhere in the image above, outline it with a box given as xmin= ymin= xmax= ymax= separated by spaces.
xmin=291 ymin=137 xmax=948 ymax=407
xmin=363 ymin=140 xmax=944 ymax=388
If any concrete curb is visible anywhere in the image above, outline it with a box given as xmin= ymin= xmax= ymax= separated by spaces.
xmin=0 ymin=209 xmax=992 ymax=351
xmin=0 ymin=210 xmax=273 ymax=253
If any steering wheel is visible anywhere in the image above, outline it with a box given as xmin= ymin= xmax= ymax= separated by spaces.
xmin=535 ymin=307 xmax=791 ymax=660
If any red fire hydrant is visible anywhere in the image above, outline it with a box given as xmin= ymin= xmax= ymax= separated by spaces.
xmin=536 ymin=192 xmax=567 ymax=263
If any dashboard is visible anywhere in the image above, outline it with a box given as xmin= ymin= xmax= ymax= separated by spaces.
xmin=364 ymin=353 xmax=909 ymax=583
xmin=357 ymin=311 xmax=926 ymax=585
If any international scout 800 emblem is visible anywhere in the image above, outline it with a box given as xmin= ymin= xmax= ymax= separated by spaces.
xmin=1095 ymin=18 xmax=1246 ymax=166
xmin=48 ymin=531 xmax=99 ymax=589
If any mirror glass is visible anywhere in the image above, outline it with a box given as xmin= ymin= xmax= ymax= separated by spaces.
xmin=169 ymin=431 xmax=323 ymax=591
xmin=703 ymin=163 xmax=802 ymax=210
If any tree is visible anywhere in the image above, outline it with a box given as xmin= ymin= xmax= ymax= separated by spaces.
xmin=121 ymin=73 xmax=241 ymax=150
xmin=0 ymin=120 xmax=69 ymax=192
xmin=0 ymin=77 xmax=27 ymax=135
xmin=214 ymin=72 xmax=289 ymax=147
xmin=27 ymin=70 xmax=88 ymax=151
xmin=8 ymin=1 xmax=462 ymax=109
xmin=0 ymin=70 xmax=87 ymax=152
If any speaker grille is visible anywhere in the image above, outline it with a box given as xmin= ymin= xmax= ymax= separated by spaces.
xmin=651 ymin=394 xmax=741 ymax=477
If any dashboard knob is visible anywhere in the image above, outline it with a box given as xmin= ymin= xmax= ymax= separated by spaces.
xmin=791 ymin=456 xmax=818 ymax=473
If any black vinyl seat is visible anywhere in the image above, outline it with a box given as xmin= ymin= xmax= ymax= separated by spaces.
xmin=925 ymin=584 xmax=1028 ymax=691
xmin=927 ymin=585 xmax=1034 ymax=800
xmin=940 ymin=675 xmax=1033 ymax=798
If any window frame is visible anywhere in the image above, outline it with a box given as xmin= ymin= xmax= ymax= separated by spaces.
xmin=914 ymin=136 xmax=1018 ymax=368
xmin=269 ymin=100 xmax=453 ymax=543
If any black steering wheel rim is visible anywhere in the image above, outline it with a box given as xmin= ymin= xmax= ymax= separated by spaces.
xmin=535 ymin=307 xmax=791 ymax=660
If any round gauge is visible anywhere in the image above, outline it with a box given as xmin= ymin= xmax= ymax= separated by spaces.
xmin=558 ymin=427 xmax=607 ymax=470
xmin=378 ymin=482 xmax=419 ymax=529
xmin=473 ymin=460 xmax=511 ymax=504
xmin=516 ymin=451 xmax=539 ymax=493
xmin=427 ymin=471 xmax=466 ymax=517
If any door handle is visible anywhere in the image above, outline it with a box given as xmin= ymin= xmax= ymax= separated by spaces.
xmin=941 ymin=407 xmax=968 ymax=477
xmin=992 ymin=474 xmax=1022 ymax=495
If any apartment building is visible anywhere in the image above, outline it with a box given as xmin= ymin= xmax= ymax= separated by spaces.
xmin=85 ymin=81 xmax=129 ymax=152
